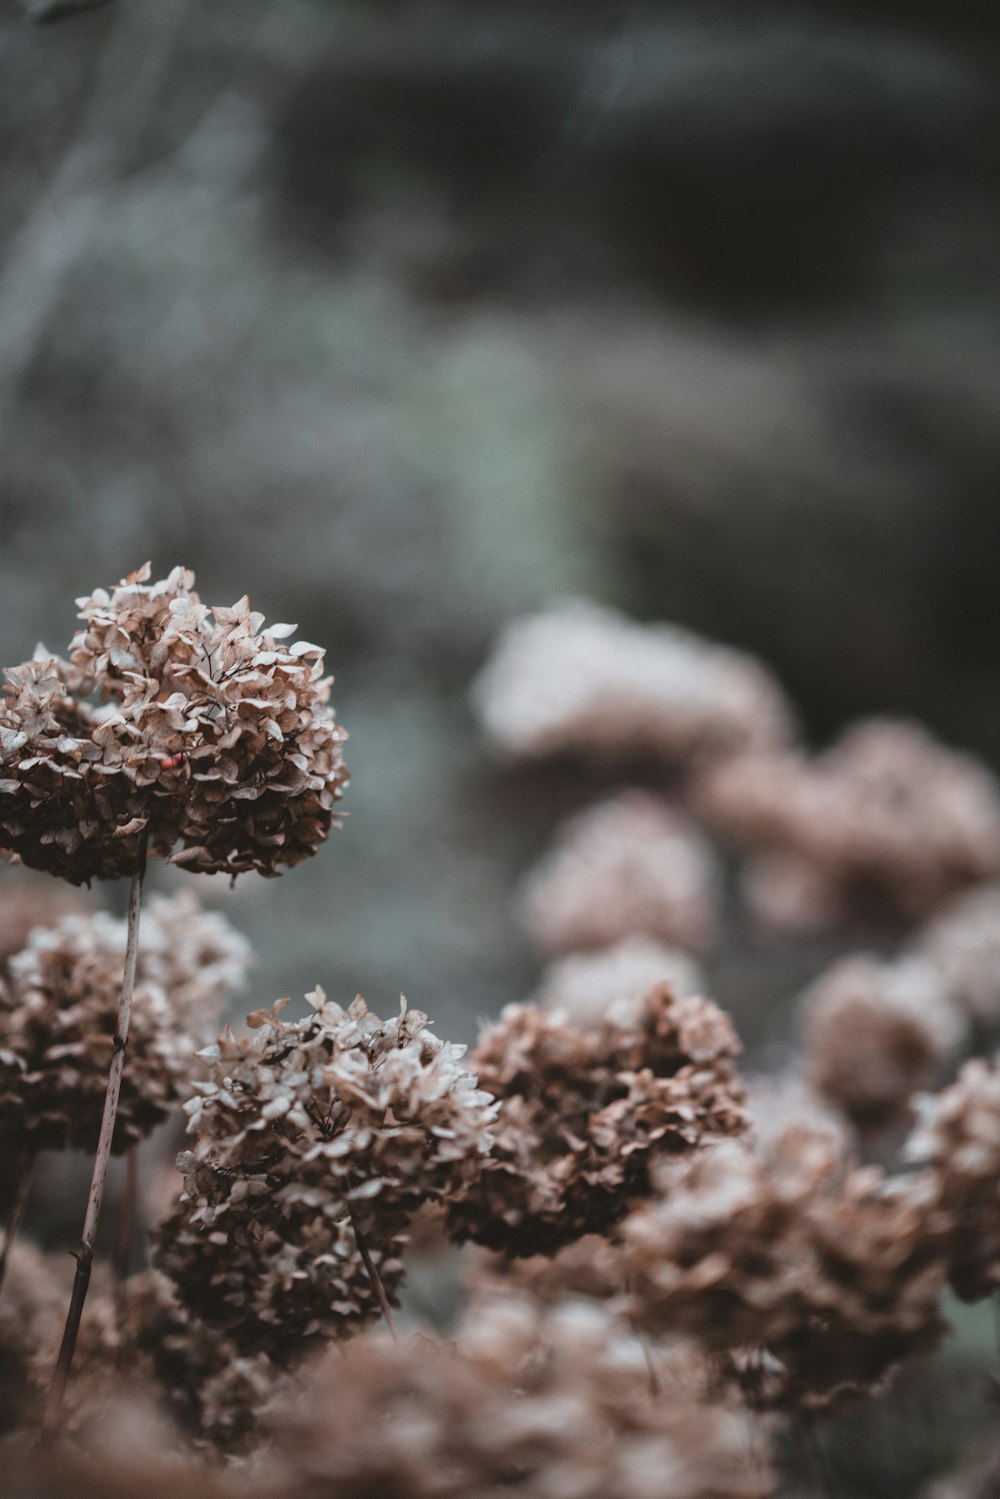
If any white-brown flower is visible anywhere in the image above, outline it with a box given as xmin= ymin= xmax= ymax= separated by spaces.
xmin=0 ymin=893 xmax=249 ymax=1153
xmin=264 ymin=1292 xmax=773 ymax=1499
xmin=156 ymin=990 xmax=496 ymax=1356
xmin=473 ymin=600 xmax=794 ymax=768
xmin=446 ymin=985 xmax=747 ymax=1257
xmin=697 ymin=719 xmax=1000 ymax=926
xmin=0 ymin=565 xmax=348 ymax=883
xmin=519 ymin=791 xmax=718 ymax=956
xmin=801 ymin=954 xmax=963 ymax=1129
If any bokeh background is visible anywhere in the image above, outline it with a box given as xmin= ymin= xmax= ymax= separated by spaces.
xmin=1 ymin=0 xmax=999 ymax=1052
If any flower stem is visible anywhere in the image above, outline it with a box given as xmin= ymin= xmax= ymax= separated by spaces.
xmin=348 ymin=1204 xmax=399 ymax=1344
xmin=42 ymin=835 xmax=147 ymax=1435
xmin=0 ymin=1147 xmax=36 ymax=1292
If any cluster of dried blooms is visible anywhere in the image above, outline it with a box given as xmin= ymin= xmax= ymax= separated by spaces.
xmin=533 ymin=934 xmax=703 ymax=1029
xmin=473 ymin=599 xmax=795 ymax=768
xmin=0 ymin=564 xmax=348 ymax=883
xmin=696 ymin=719 xmax=1000 ymax=928
xmin=518 ymin=790 xmax=718 ymax=956
xmin=0 ymin=873 xmax=94 ymax=973
xmin=156 ymin=990 xmax=496 ymax=1355
xmin=446 ymin=984 xmax=747 ymax=1256
xmin=0 ymin=892 xmax=249 ymax=1154
xmin=920 ymin=885 xmax=1000 ymax=1028
xmin=621 ymin=1127 xmax=949 ymax=1412
xmin=800 ymin=954 xmax=963 ymax=1130
xmin=905 ymin=1059 xmax=1000 ymax=1303
xmin=263 ymin=1293 xmax=773 ymax=1499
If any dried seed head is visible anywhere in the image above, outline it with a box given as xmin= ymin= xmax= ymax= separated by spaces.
xmin=446 ymin=984 xmax=747 ymax=1257
xmin=0 ymin=565 xmax=348 ymax=883
xmin=519 ymin=791 xmax=718 ymax=956
xmin=0 ymin=893 xmax=249 ymax=1153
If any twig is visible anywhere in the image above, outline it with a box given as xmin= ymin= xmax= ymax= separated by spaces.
xmin=0 ymin=1148 xmax=36 ymax=1292
xmin=348 ymin=1204 xmax=399 ymax=1344
xmin=42 ymin=834 xmax=147 ymax=1435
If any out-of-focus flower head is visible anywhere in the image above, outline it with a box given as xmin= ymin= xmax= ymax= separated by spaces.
xmin=0 ymin=870 xmax=95 ymax=973
xmin=0 ymin=564 xmax=348 ymax=883
xmin=801 ymin=954 xmax=963 ymax=1130
xmin=156 ymin=990 xmax=497 ymax=1356
xmin=519 ymin=791 xmax=718 ymax=957
xmin=0 ymin=893 xmax=249 ymax=1153
xmin=446 ymin=984 xmax=747 ymax=1257
xmin=473 ymin=599 xmax=795 ymax=769
xmin=697 ymin=719 xmax=1000 ymax=928
xmin=623 ymin=1126 xmax=948 ymax=1412
xmin=534 ymin=933 xmax=704 ymax=1030
xmin=906 ymin=1058 xmax=1000 ymax=1303
xmin=921 ymin=885 xmax=1000 ymax=1028
xmin=263 ymin=1291 xmax=773 ymax=1499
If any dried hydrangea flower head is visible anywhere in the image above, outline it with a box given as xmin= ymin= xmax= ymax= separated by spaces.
xmin=0 ymin=564 xmax=348 ymax=883
xmin=264 ymin=1292 xmax=773 ymax=1499
xmin=518 ymin=791 xmax=718 ymax=957
xmin=534 ymin=934 xmax=704 ymax=1030
xmin=906 ymin=1059 xmax=1000 ymax=1303
xmin=801 ymin=955 xmax=963 ymax=1130
xmin=156 ymin=989 xmax=496 ymax=1357
xmin=446 ymin=983 xmax=747 ymax=1257
xmin=473 ymin=599 xmax=795 ymax=768
xmin=0 ymin=1240 xmax=66 ymax=1433
xmin=921 ymin=886 xmax=1000 ymax=1028
xmin=0 ymin=893 xmax=249 ymax=1154
xmin=623 ymin=1127 xmax=948 ymax=1412
xmin=0 ymin=871 xmax=94 ymax=974
xmin=697 ymin=719 xmax=1000 ymax=927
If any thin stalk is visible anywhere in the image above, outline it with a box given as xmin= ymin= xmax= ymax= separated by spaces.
xmin=42 ymin=836 xmax=147 ymax=1435
xmin=0 ymin=1148 xmax=36 ymax=1292
xmin=348 ymin=1204 xmax=399 ymax=1343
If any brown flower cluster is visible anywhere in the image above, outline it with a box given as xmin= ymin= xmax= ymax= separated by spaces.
xmin=906 ymin=1059 xmax=1000 ymax=1303
xmin=0 ymin=1241 xmax=66 ymax=1432
xmin=123 ymin=1271 xmax=291 ymax=1454
xmin=0 ymin=894 xmax=248 ymax=1154
xmin=0 ymin=565 xmax=348 ymax=883
xmin=518 ymin=791 xmax=718 ymax=956
xmin=472 ymin=599 xmax=795 ymax=768
xmin=622 ymin=1128 xmax=948 ymax=1412
xmin=697 ymin=719 xmax=1000 ymax=926
xmin=534 ymin=934 xmax=703 ymax=1030
xmin=156 ymin=990 xmax=496 ymax=1356
xmin=264 ymin=1292 xmax=773 ymax=1499
xmin=446 ymin=984 xmax=747 ymax=1257
xmin=921 ymin=885 xmax=1000 ymax=1028
xmin=0 ymin=872 xmax=94 ymax=973
xmin=801 ymin=955 xmax=963 ymax=1129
